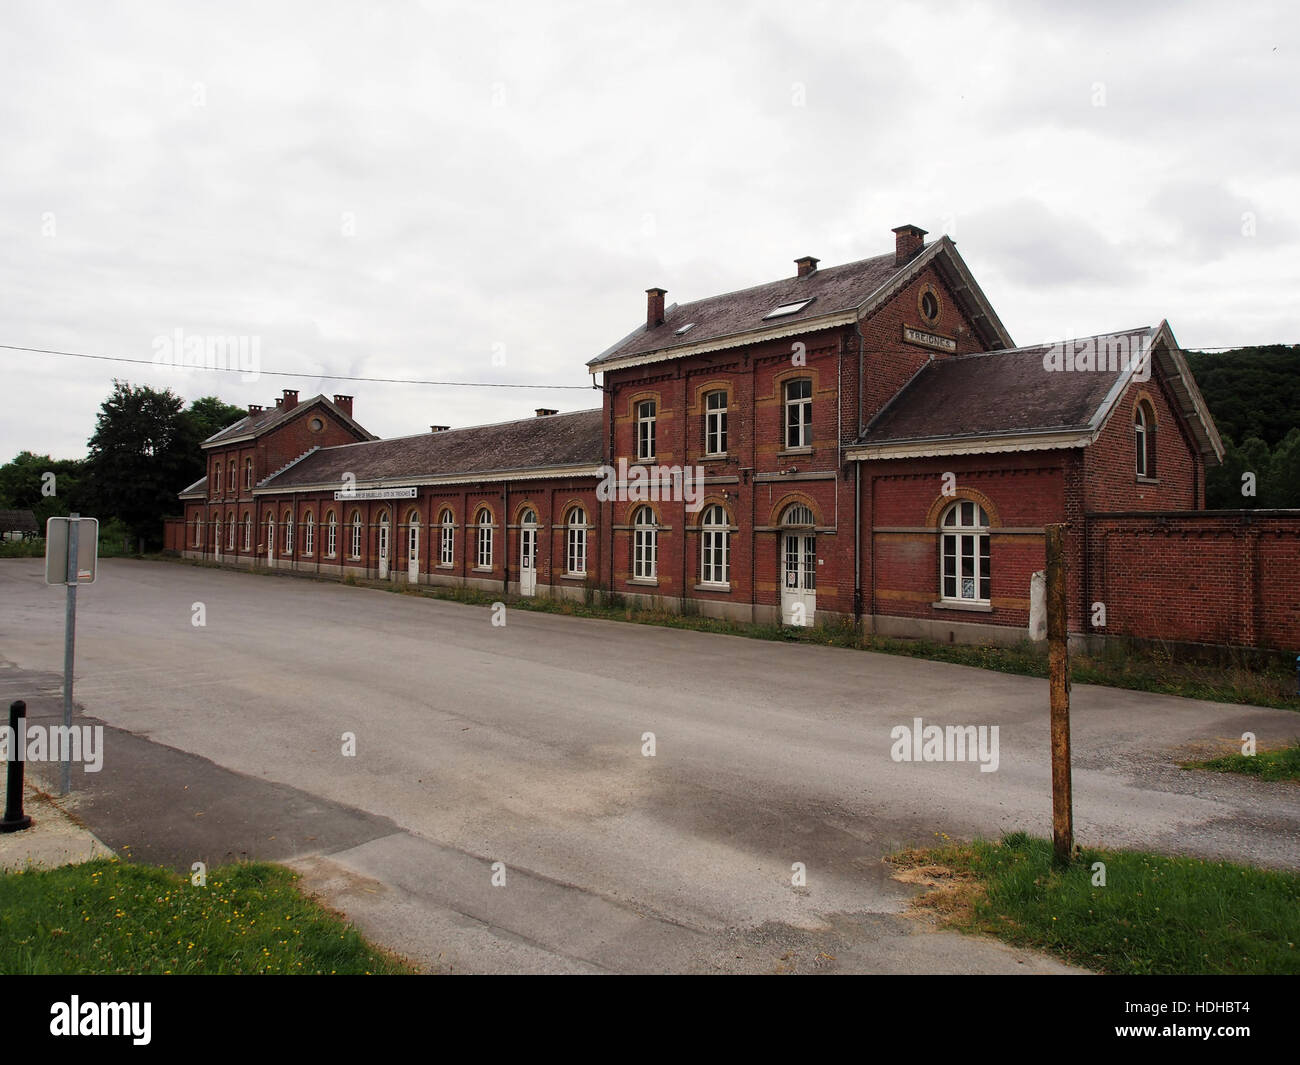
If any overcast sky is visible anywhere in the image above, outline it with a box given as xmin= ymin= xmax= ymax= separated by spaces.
xmin=2 ymin=0 xmax=1296 ymax=460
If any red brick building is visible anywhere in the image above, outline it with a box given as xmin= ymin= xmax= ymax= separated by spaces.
xmin=167 ymin=224 xmax=1299 ymax=653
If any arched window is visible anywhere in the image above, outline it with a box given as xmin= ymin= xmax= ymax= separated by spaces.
xmin=475 ymin=507 xmax=493 ymax=569
xmin=284 ymin=510 xmax=294 ymax=554
xmin=325 ymin=510 xmax=337 ymax=558
xmin=566 ymin=506 xmax=587 ymax=575
xmin=195 ymin=517 xmax=204 ymax=547
xmin=243 ymin=512 xmax=252 ymax=551
xmin=940 ymin=501 xmax=990 ymax=604
xmin=781 ymin=503 xmax=815 ymax=527
xmin=700 ymin=504 xmax=729 ymax=585
xmin=244 ymin=458 xmax=253 ymax=490
xmin=228 ymin=461 xmax=235 ymax=495
xmin=633 ymin=506 xmax=657 ymax=580
xmin=303 ymin=511 xmax=314 ymax=555
xmin=439 ymin=509 xmax=455 ymax=566
xmin=226 ymin=510 xmax=235 ymax=550
xmin=214 ymin=463 xmax=221 ymax=494
xmin=1135 ymin=402 xmax=1157 ymax=478
xmin=266 ymin=514 xmax=275 ymax=555
xmin=350 ymin=511 xmax=362 ymax=559
xmin=407 ymin=509 xmax=420 ymax=561
xmin=213 ymin=516 xmax=221 ymax=551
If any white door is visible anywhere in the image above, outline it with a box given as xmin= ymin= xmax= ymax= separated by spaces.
xmin=378 ymin=515 xmax=390 ymax=579
xmin=519 ymin=511 xmax=537 ymax=597
xmin=407 ymin=517 xmax=420 ymax=583
xmin=781 ymin=532 xmax=816 ymax=626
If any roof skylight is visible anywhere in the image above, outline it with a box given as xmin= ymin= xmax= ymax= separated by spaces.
xmin=675 ymin=322 xmax=697 ymax=336
xmin=763 ymin=298 xmax=815 ymax=320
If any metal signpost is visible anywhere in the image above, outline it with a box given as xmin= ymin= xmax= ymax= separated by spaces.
xmin=44 ymin=514 xmax=98 ymax=795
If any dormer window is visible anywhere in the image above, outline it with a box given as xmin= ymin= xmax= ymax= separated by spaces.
xmin=763 ymin=298 xmax=814 ymax=320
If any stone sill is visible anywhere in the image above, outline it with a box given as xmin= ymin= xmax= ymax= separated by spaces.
xmin=932 ymin=600 xmax=993 ymax=613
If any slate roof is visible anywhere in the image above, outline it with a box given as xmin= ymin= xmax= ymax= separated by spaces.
xmin=0 ymin=509 xmax=39 ymax=533
xmin=179 ymin=475 xmax=208 ymax=498
xmin=857 ymin=327 xmax=1159 ymax=446
xmin=260 ymin=409 xmax=604 ymax=490
xmin=588 ymin=251 xmax=908 ymax=367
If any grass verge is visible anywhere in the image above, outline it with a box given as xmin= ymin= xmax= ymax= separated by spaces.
xmin=0 ymin=858 xmax=411 ymax=974
xmin=890 ymin=832 xmax=1300 ymax=975
xmin=1183 ymin=740 xmax=1300 ymax=781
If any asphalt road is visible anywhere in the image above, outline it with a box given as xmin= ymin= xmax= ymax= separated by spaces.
xmin=2 ymin=558 xmax=1296 ymax=974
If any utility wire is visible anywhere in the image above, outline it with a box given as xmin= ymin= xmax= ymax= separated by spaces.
xmin=0 ymin=338 xmax=1292 ymax=392
xmin=0 ymin=343 xmax=594 ymax=390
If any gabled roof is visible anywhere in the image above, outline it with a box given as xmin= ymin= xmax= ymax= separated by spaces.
xmin=179 ymin=475 xmax=208 ymax=499
xmin=201 ymin=394 xmax=376 ymax=449
xmin=256 ymin=409 xmax=604 ymax=492
xmin=0 ymin=509 xmax=39 ymax=533
xmin=587 ymin=236 xmax=1014 ymax=373
xmin=848 ymin=323 xmax=1223 ymax=462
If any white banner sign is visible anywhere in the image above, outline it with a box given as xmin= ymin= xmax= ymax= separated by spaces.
xmin=332 ymin=486 xmax=418 ymax=500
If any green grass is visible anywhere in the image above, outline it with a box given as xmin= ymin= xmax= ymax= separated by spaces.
xmin=163 ymin=555 xmax=1300 ymax=711
xmin=893 ymin=833 xmax=1300 ymax=975
xmin=0 ymin=858 xmax=411 ymax=974
xmin=1184 ymin=741 xmax=1300 ymax=781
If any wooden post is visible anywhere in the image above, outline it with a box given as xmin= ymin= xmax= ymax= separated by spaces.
xmin=1045 ymin=523 xmax=1073 ymax=865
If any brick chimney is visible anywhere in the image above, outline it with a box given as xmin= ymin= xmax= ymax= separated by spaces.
xmin=274 ymin=397 xmax=283 ymax=408
xmin=332 ymin=394 xmax=353 ymax=417
xmin=535 ymin=408 xmax=558 ymax=417
xmin=891 ymin=224 xmax=928 ymax=266
xmin=429 ymin=425 xmax=450 ymax=433
xmin=795 ymin=256 xmax=819 ymax=278
xmin=248 ymin=403 xmax=263 ymax=415
xmin=646 ymin=287 xmax=666 ymax=329
xmin=281 ymin=389 xmax=299 ymax=410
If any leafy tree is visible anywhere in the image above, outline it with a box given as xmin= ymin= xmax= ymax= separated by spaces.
xmin=0 ymin=451 xmax=85 ymax=526
xmin=80 ymin=383 xmax=243 ymax=549
xmin=1265 ymin=428 xmax=1300 ymax=509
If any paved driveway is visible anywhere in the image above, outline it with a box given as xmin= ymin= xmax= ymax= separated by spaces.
xmin=1 ymin=558 xmax=1296 ymax=973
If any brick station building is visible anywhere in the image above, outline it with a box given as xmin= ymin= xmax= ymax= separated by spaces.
xmin=168 ymin=224 xmax=1299 ymax=653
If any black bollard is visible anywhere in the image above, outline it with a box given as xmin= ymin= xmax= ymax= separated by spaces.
xmin=1 ymin=700 xmax=32 ymax=833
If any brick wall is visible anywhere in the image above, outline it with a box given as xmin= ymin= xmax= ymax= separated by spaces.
xmin=1084 ymin=511 xmax=1300 ymax=651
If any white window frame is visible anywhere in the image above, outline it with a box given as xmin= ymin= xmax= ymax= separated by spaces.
xmin=705 ymin=390 xmax=727 ymax=456
xmin=475 ymin=509 xmax=493 ymax=569
xmin=303 ymin=513 xmax=314 ymax=555
xmin=214 ymin=464 xmax=221 ymax=495
xmin=440 ymin=511 xmax=455 ymax=566
xmin=326 ymin=512 xmax=337 ymax=557
xmin=243 ymin=513 xmax=251 ymax=551
xmin=244 ymin=458 xmax=253 ymax=490
xmin=940 ymin=501 xmax=991 ymax=605
xmin=284 ymin=514 xmax=293 ymax=554
xmin=226 ymin=513 xmax=236 ymax=550
xmin=699 ymin=504 xmax=729 ymax=586
xmin=350 ymin=512 xmax=362 ymax=559
xmin=566 ymin=506 xmax=587 ymax=576
xmin=633 ymin=506 xmax=657 ymax=580
xmin=636 ymin=400 xmax=656 ymax=461
xmin=784 ymin=379 xmax=812 ymax=449
xmin=194 ymin=519 xmax=203 ymax=547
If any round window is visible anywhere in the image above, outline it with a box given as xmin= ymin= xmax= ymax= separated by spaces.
xmin=920 ymin=291 xmax=940 ymax=323
xmin=309 ymin=416 xmax=324 ymax=432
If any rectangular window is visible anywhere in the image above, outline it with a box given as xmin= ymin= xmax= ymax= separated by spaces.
xmin=477 ymin=522 xmax=493 ymax=568
xmin=351 ymin=519 xmax=361 ymax=560
xmin=636 ymin=400 xmax=656 ymax=461
xmin=326 ymin=520 xmax=336 ymax=558
xmin=440 ymin=521 xmax=454 ymax=566
xmin=567 ymin=525 xmax=586 ymax=576
xmin=784 ymin=379 xmax=811 ymax=449
xmin=634 ymin=526 xmax=657 ymax=579
xmin=701 ymin=531 xmax=728 ymax=584
xmin=304 ymin=520 xmax=313 ymax=555
xmin=705 ymin=391 xmax=727 ymax=455
xmin=285 ymin=520 xmax=293 ymax=554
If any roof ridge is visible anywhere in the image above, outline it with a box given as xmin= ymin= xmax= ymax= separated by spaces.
xmin=665 ymin=250 xmax=899 ymax=315
xmin=304 ymin=407 xmax=604 ymax=453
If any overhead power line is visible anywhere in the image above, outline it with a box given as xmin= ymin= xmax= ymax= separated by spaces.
xmin=0 ymin=343 xmax=595 ymax=390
